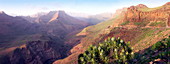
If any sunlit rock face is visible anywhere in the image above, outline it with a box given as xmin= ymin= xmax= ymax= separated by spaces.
xmin=124 ymin=3 xmax=170 ymax=27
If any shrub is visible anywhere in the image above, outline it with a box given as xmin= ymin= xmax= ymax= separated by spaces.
xmin=120 ymin=21 xmax=130 ymax=25
xmin=134 ymin=21 xmax=149 ymax=27
xmin=78 ymin=37 xmax=134 ymax=64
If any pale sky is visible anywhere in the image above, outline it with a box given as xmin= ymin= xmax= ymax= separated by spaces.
xmin=0 ymin=0 xmax=170 ymax=16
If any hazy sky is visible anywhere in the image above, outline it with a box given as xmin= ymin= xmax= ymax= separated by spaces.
xmin=0 ymin=0 xmax=170 ymax=16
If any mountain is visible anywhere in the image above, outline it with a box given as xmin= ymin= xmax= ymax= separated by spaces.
xmin=20 ymin=16 xmax=37 ymax=23
xmin=0 ymin=11 xmax=36 ymax=48
xmin=0 ymin=10 xmax=89 ymax=64
xmin=36 ymin=11 xmax=89 ymax=38
xmin=76 ymin=13 xmax=113 ymax=25
xmin=19 ymin=12 xmax=47 ymax=23
xmin=53 ymin=2 xmax=170 ymax=64
xmin=1 ymin=2 xmax=170 ymax=64
xmin=22 ymin=11 xmax=113 ymax=25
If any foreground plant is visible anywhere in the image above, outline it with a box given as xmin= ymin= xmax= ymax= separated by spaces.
xmin=78 ymin=36 xmax=170 ymax=64
xmin=78 ymin=37 xmax=134 ymax=64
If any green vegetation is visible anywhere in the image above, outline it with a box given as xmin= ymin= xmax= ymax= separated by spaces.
xmin=78 ymin=12 xmax=124 ymax=35
xmin=78 ymin=36 xmax=170 ymax=64
xmin=81 ymin=18 xmax=115 ymax=33
xmin=132 ymin=28 xmax=156 ymax=44
xmin=138 ymin=4 xmax=170 ymax=12
xmin=149 ymin=21 xmax=166 ymax=27
xmin=134 ymin=36 xmax=170 ymax=64
xmin=131 ymin=28 xmax=170 ymax=52
xmin=136 ymin=3 xmax=170 ymax=12
xmin=78 ymin=37 xmax=134 ymax=64
xmin=138 ymin=6 xmax=163 ymax=12
xmin=133 ymin=21 xmax=149 ymax=27
xmin=120 ymin=21 xmax=130 ymax=25
xmin=78 ymin=15 xmax=124 ymax=48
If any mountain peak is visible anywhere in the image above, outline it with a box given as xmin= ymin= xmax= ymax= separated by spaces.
xmin=128 ymin=4 xmax=147 ymax=10
xmin=164 ymin=2 xmax=170 ymax=6
xmin=49 ymin=10 xmax=67 ymax=22
xmin=0 ymin=11 xmax=6 ymax=14
xmin=48 ymin=10 xmax=66 ymax=16
xmin=136 ymin=4 xmax=148 ymax=8
xmin=58 ymin=10 xmax=65 ymax=14
xmin=58 ymin=10 xmax=67 ymax=17
xmin=48 ymin=11 xmax=58 ymax=16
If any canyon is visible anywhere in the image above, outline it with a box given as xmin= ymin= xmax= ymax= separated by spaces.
xmin=0 ymin=2 xmax=170 ymax=64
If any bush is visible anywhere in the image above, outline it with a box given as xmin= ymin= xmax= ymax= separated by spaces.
xmin=78 ymin=37 xmax=134 ymax=64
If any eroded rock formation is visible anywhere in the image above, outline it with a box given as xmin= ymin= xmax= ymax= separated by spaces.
xmin=124 ymin=3 xmax=170 ymax=27
xmin=10 ymin=41 xmax=67 ymax=64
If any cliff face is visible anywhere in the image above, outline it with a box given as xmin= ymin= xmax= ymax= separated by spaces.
xmin=124 ymin=4 xmax=170 ymax=27
xmin=10 ymin=41 xmax=67 ymax=64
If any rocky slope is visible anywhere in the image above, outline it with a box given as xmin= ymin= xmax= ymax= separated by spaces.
xmin=10 ymin=41 xmax=67 ymax=64
xmin=0 ymin=11 xmax=37 ymax=47
xmin=0 ymin=11 xmax=31 ymax=35
xmin=53 ymin=2 xmax=170 ymax=64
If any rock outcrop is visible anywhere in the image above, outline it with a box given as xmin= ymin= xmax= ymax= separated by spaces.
xmin=10 ymin=41 xmax=67 ymax=64
xmin=124 ymin=3 xmax=170 ymax=27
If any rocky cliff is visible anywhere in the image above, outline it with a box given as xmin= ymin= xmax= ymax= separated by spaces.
xmin=10 ymin=41 xmax=67 ymax=64
xmin=124 ymin=3 xmax=170 ymax=27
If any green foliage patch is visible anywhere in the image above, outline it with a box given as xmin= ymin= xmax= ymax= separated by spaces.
xmin=133 ymin=21 xmax=149 ymax=27
xmin=78 ymin=37 xmax=134 ymax=64
xmin=149 ymin=22 xmax=166 ymax=27
xmin=134 ymin=36 xmax=170 ymax=63
xmin=120 ymin=21 xmax=130 ymax=25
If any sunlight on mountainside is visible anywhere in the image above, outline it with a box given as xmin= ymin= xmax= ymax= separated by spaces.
xmin=0 ymin=0 xmax=170 ymax=64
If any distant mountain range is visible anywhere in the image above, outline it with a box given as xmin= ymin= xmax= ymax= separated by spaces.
xmin=0 ymin=10 xmax=90 ymax=64
xmin=22 ymin=12 xmax=113 ymax=25
xmin=73 ymin=13 xmax=113 ymax=24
